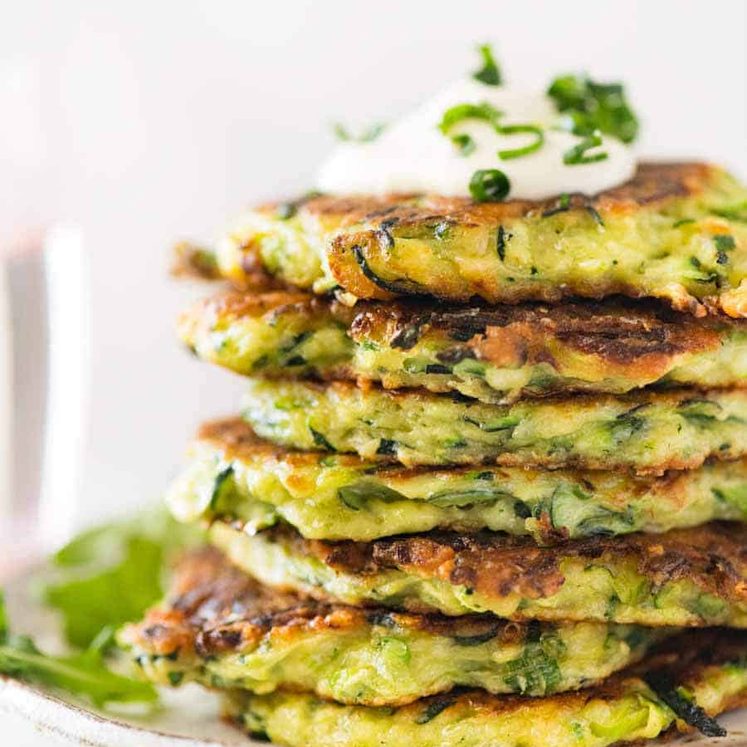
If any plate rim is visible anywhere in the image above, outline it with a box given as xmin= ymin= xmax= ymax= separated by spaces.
xmin=0 ymin=674 xmax=244 ymax=747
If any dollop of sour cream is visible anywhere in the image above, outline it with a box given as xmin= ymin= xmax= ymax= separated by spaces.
xmin=317 ymin=79 xmax=636 ymax=200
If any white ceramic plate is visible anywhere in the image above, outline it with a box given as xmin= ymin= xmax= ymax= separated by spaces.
xmin=2 ymin=565 xmax=747 ymax=746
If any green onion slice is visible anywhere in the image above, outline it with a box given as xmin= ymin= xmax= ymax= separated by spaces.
xmin=563 ymin=131 xmax=608 ymax=165
xmin=439 ymin=102 xmax=501 ymax=134
xmin=497 ymin=124 xmax=545 ymax=160
xmin=469 ymin=169 xmax=510 ymax=202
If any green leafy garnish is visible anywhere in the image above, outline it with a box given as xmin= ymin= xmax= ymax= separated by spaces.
xmin=43 ymin=509 xmax=202 ymax=648
xmin=498 ymin=124 xmax=545 ymax=160
xmin=0 ymin=594 xmax=157 ymax=708
xmin=333 ymin=122 xmax=386 ymax=143
xmin=547 ymin=75 xmax=639 ymax=143
xmin=563 ymin=131 xmax=608 ymax=165
xmin=469 ymin=169 xmax=510 ymax=202
xmin=472 ymin=43 xmax=502 ymax=86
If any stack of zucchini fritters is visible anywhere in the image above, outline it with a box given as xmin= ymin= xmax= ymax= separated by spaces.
xmin=123 ymin=162 xmax=747 ymax=746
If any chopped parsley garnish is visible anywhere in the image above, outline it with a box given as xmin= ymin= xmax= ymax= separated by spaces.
xmin=472 ymin=43 xmax=502 ymax=86
xmin=469 ymin=169 xmax=510 ymax=202
xmin=547 ymin=75 xmax=639 ymax=143
xmin=333 ymin=122 xmax=386 ymax=143
xmin=498 ymin=124 xmax=545 ymax=160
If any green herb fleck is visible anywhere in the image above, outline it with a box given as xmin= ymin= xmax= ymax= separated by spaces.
xmin=309 ymin=427 xmax=334 ymax=451
xmin=714 ymin=235 xmax=736 ymax=257
xmin=472 ymin=43 xmax=502 ymax=86
xmin=333 ymin=122 xmax=386 ymax=143
xmin=415 ymin=695 xmax=457 ymax=724
xmin=451 ymin=133 xmax=476 ymax=156
xmin=497 ymin=225 xmax=508 ymax=260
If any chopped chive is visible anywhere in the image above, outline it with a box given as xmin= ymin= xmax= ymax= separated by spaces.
xmin=497 ymin=225 xmax=508 ymax=260
xmin=439 ymin=102 xmax=501 ymax=134
xmin=542 ymin=193 xmax=572 ymax=217
xmin=472 ymin=43 xmax=502 ymax=86
xmin=563 ymin=131 xmax=608 ymax=165
xmin=451 ymin=133 xmax=476 ymax=156
xmin=498 ymin=124 xmax=545 ymax=160
xmin=585 ymin=206 xmax=605 ymax=226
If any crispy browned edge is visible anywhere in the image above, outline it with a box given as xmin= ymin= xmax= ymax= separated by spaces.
xmin=124 ymin=547 xmax=543 ymax=659
xmin=183 ymin=289 xmax=744 ymax=383
xmin=196 ymin=415 xmax=747 ymax=491
xmin=265 ymin=522 xmax=747 ymax=613
xmin=226 ymin=628 xmax=747 ymax=731
xmin=235 ymin=164 xmax=722 ymax=306
xmin=239 ymin=378 xmax=747 ymax=474
xmin=256 ymin=162 xmax=715 ymax=226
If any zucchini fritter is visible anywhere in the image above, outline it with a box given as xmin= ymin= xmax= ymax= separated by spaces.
xmin=120 ymin=547 xmax=664 ymax=705
xmin=241 ymin=379 xmax=747 ymax=474
xmin=209 ymin=522 xmax=747 ymax=627
xmin=169 ymin=419 xmax=747 ymax=543
xmin=215 ymin=163 xmax=747 ymax=316
xmin=180 ymin=291 xmax=747 ymax=402
xmin=224 ymin=629 xmax=747 ymax=747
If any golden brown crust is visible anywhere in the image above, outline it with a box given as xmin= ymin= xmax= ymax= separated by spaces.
xmin=125 ymin=547 xmax=546 ymax=659
xmin=350 ymin=296 xmax=737 ymax=372
xmin=270 ymin=523 xmax=747 ymax=609
xmin=391 ymin=628 xmax=747 ymax=721
xmin=258 ymin=163 xmax=714 ymax=225
xmin=196 ymin=417 xmax=747 ymax=489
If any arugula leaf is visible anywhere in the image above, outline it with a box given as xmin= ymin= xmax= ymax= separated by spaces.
xmin=0 ymin=590 xmax=8 ymax=644
xmin=44 ymin=535 xmax=164 ymax=649
xmin=43 ymin=509 xmax=202 ymax=648
xmin=0 ymin=593 xmax=157 ymax=707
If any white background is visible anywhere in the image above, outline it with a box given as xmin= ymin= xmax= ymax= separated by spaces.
xmin=0 ymin=1 xmax=745 ymax=744
xmin=1 ymin=0 xmax=745 ymax=530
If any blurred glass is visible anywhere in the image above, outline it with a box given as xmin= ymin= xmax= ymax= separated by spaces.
xmin=0 ymin=227 xmax=90 ymax=579
xmin=0 ymin=54 xmax=87 ymax=578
